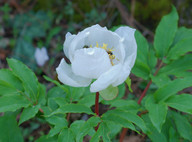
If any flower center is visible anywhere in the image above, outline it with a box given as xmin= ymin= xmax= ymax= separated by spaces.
xmin=83 ymin=42 xmax=117 ymax=66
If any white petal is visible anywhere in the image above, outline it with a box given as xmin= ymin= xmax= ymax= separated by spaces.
xmin=90 ymin=64 xmax=122 ymax=92
xmin=71 ymin=47 xmax=112 ymax=79
xmin=34 ymin=47 xmax=49 ymax=66
xmin=63 ymin=32 xmax=75 ymax=59
xmin=112 ymin=26 xmax=137 ymax=86
xmin=115 ymin=26 xmax=137 ymax=68
xmin=66 ymin=24 xmax=125 ymax=64
xmin=56 ymin=58 xmax=92 ymax=87
xmin=64 ymin=24 xmax=106 ymax=61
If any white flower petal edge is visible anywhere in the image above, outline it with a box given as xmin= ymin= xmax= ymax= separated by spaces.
xmin=112 ymin=26 xmax=137 ymax=86
xmin=64 ymin=24 xmax=107 ymax=61
xmin=90 ymin=64 xmax=122 ymax=92
xmin=64 ymin=32 xmax=75 ymax=59
xmin=56 ymin=58 xmax=92 ymax=87
xmin=115 ymin=26 xmax=137 ymax=69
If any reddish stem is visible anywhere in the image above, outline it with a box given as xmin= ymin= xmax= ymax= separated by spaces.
xmin=94 ymin=92 xmax=100 ymax=131
xmin=137 ymin=80 xmax=152 ymax=104
xmin=119 ymin=128 xmax=128 ymax=142
xmin=95 ymin=92 xmax=99 ymax=117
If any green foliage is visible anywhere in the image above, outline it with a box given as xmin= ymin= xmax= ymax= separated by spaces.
xmin=145 ymin=96 xmax=168 ymax=132
xmin=0 ymin=115 xmax=24 ymax=142
xmin=154 ymin=6 xmax=178 ymax=58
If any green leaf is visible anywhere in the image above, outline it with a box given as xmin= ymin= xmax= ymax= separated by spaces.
xmin=70 ymin=120 xmax=85 ymax=137
xmin=43 ymin=75 xmax=69 ymax=93
xmin=154 ymin=6 xmax=178 ymax=58
xmin=147 ymin=46 xmax=157 ymax=70
xmin=172 ymin=27 xmax=192 ymax=45
xmin=151 ymin=74 xmax=171 ymax=88
xmin=108 ymin=99 xmax=140 ymax=113
xmin=7 ymin=58 xmax=39 ymax=102
xmin=0 ymin=95 xmax=30 ymax=112
xmin=37 ymin=83 xmax=46 ymax=105
xmin=169 ymin=127 xmax=179 ymax=142
xmin=165 ymin=94 xmax=192 ymax=114
xmin=99 ymin=85 xmax=118 ymax=100
xmin=145 ymin=96 xmax=168 ymax=132
xmin=125 ymin=77 xmax=133 ymax=92
xmin=0 ymin=69 xmax=23 ymax=95
xmin=167 ymin=38 xmax=192 ymax=60
xmin=90 ymin=122 xmax=111 ymax=142
xmin=158 ymin=54 xmax=192 ymax=77
xmin=58 ymin=128 xmax=75 ymax=142
xmin=99 ymin=122 xmax=111 ymax=142
xmin=78 ymin=94 xmax=97 ymax=107
xmin=172 ymin=112 xmax=192 ymax=141
xmin=102 ymin=113 xmax=136 ymax=132
xmin=47 ymin=116 xmax=68 ymax=137
xmin=154 ymin=77 xmax=192 ymax=102
xmin=132 ymin=31 xmax=150 ymax=79
xmin=76 ymin=116 xmax=101 ymax=142
xmin=35 ymin=135 xmax=57 ymax=142
xmin=142 ymin=114 xmax=168 ymax=142
xmin=0 ymin=115 xmax=24 ymax=142
xmin=104 ymin=109 xmax=147 ymax=133
xmin=19 ymin=104 xmax=40 ymax=125
xmin=51 ymin=104 xmax=94 ymax=115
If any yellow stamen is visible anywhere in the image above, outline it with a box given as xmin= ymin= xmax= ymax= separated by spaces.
xmin=94 ymin=42 xmax=117 ymax=66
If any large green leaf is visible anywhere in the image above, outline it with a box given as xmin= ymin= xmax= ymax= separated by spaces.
xmin=158 ymin=54 xmax=192 ymax=77
xmin=172 ymin=27 xmax=192 ymax=45
xmin=0 ymin=115 xmax=24 ymax=142
xmin=102 ymin=113 xmax=136 ymax=132
xmin=145 ymin=96 xmax=168 ymax=132
xmin=132 ymin=31 xmax=150 ymax=79
xmin=0 ymin=95 xmax=30 ymax=112
xmin=154 ymin=77 xmax=192 ymax=102
xmin=172 ymin=112 xmax=192 ymax=141
xmin=7 ymin=58 xmax=39 ymax=102
xmin=51 ymin=104 xmax=94 ymax=115
xmin=58 ymin=128 xmax=75 ymax=142
xmin=165 ymin=94 xmax=192 ymax=114
xmin=154 ymin=6 xmax=178 ymax=58
xmin=104 ymin=109 xmax=147 ymax=133
xmin=167 ymin=38 xmax=192 ymax=60
xmin=0 ymin=69 xmax=23 ymax=96
xmin=19 ymin=104 xmax=40 ymax=125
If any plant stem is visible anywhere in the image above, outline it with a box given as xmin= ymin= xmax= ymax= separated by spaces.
xmin=95 ymin=92 xmax=99 ymax=116
xmin=119 ymin=128 xmax=128 ymax=142
xmin=95 ymin=92 xmax=100 ymax=131
xmin=137 ymin=80 xmax=152 ymax=104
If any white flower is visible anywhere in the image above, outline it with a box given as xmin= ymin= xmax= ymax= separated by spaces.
xmin=34 ymin=47 xmax=49 ymax=66
xmin=56 ymin=24 xmax=137 ymax=92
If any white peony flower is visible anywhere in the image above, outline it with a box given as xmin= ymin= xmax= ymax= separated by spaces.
xmin=56 ymin=24 xmax=137 ymax=93
xmin=34 ymin=47 xmax=49 ymax=66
